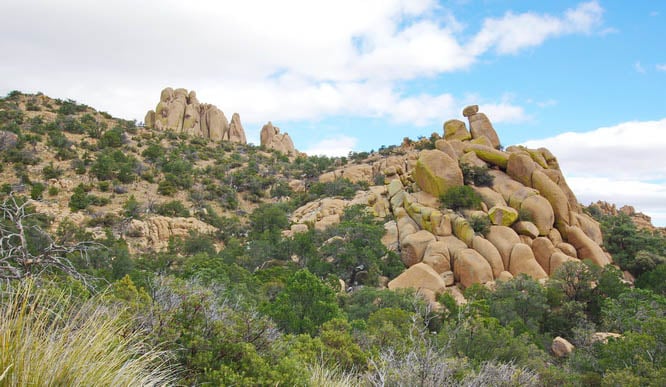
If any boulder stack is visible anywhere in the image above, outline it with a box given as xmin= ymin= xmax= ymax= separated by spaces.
xmin=144 ymin=87 xmax=247 ymax=144
xmin=260 ymin=121 xmax=296 ymax=155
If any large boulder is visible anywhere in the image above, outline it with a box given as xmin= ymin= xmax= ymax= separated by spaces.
xmin=422 ymin=241 xmax=452 ymax=273
xmin=532 ymin=170 xmax=571 ymax=234
xmin=439 ymin=235 xmax=468 ymax=258
xmin=472 ymin=236 xmax=504 ymax=278
xmin=488 ymin=205 xmax=519 ymax=226
xmin=513 ymin=221 xmax=539 ymax=239
xmin=566 ymin=226 xmax=612 ymax=267
xmin=453 ymin=249 xmax=494 ymax=288
xmin=486 ymin=226 xmax=521 ymax=270
xmin=508 ymin=243 xmax=548 ymax=279
xmin=412 ymin=149 xmax=463 ymax=197
xmin=443 ymin=119 xmax=471 ymax=141
xmin=531 ymin=237 xmax=556 ymax=274
xmin=520 ymin=195 xmax=555 ymax=236
xmin=228 ymin=113 xmax=247 ymax=143
xmin=473 ymin=186 xmax=507 ymax=208
xmin=463 ymin=144 xmax=508 ymax=169
xmin=260 ymin=122 xmax=296 ymax=155
xmin=467 ymin=112 xmax=500 ymax=149
xmin=552 ymin=337 xmax=575 ymax=358
xmin=388 ymin=263 xmax=447 ymax=295
xmin=400 ymin=230 xmax=436 ymax=267
xmin=506 ymin=152 xmax=538 ymax=187
xmin=489 ymin=170 xmax=526 ymax=201
xmin=573 ymin=212 xmax=603 ymax=245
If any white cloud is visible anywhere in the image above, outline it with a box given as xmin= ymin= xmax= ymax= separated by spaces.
xmin=304 ymin=135 xmax=358 ymax=157
xmin=656 ymin=64 xmax=666 ymax=72
xmin=523 ymin=119 xmax=666 ymax=226
xmin=635 ymin=61 xmax=646 ymax=74
xmin=468 ymin=1 xmax=603 ymax=55
xmin=0 ymin=0 xmax=606 ymax=127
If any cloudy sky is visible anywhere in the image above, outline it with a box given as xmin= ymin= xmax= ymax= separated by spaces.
xmin=1 ymin=0 xmax=665 ymax=225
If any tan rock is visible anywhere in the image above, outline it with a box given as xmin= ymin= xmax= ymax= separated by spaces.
xmin=126 ymin=216 xmax=216 ymax=253
xmin=470 ymin=135 xmax=493 ymax=148
xmin=549 ymin=252 xmax=576 ymax=274
xmin=468 ymin=112 xmax=501 ymax=149
xmin=260 ymin=121 xmax=296 ymax=155
xmin=549 ymin=228 xmax=563 ymax=245
xmin=507 ymin=187 xmax=539 ymax=210
xmin=472 ymin=236 xmax=504 ymax=278
xmin=532 ymin=170 xmax=571 ymax=234
xmin=460 ymin=151 xmax=488 ymax=168
xmin=381 ymin=221 xmax=399 ymax=252
xmin=434 ymin=213 xmax=453 ymax=236
xmin=443 ymin=285 xmax=467 ymax=304
xmin=507 ymin=152 xmax=538 ymax=186
xmin=556 ymin=242 xmax=578 ymax=258
xmin=532 ymin=237 xmax=556 ymax=274
xmin=573 ymin=212 xmax=603 ymax=245
xmin=453 ymin=248 xmax=494 ymax=288
xmin=520 ymin=195 xmax=555 ymax=236
xmin=497 ymin=271 xmax=514 ymax=282
xmin=473 ymin=186 xmax=507 ymax=208
xmin=438 ymin=235 xmax=468 ymax=257
xmin=202 ymin=105 xmax=229 ymax=141
xmin=519 ymin=235 xmax=533 ymax=246
xmin=462 ymin=104 xmax=479 ymax=117
xmin=144 ymin=110 xmax=156 ymax=129
xmin=513 ymin=221 xmax=539 ymax=238
xmin=452 ymin=216 xmax=475 ymax=246
xmin=509 ymin=243 xmax=548 ymax=279
xmin=388 ymin=263 xmax=447 ymax=295
xmin=489 ymin=170 xmax=526 ymax=201
xmin=487 ymin=225 xmax=521 ymax=270
xmin=401 ymin=230 xmax=436 ymax=267
xmin=290 ymin=224 xmax=309 ymax=234
xmin=463 ymin=144 xmax=508 ymax=169
xmin=228 ymin=113 xmax=247 ymax=144
xmin=413 ymin=149 xmax=463 ymax=197
xmin=422 ymin=241 xmax=452 ymax=273
xmin=441 ymin=271 xmax=455 ymax=286
xmin=552 ymin=337 xmax=575 ymax=357
xmin=566 ymin=226 xmax=612 ymax=267
xmin=590 ymin=332 xmax=622 ymax=344
xmin=443 ymin=119 xmax=471 ymax=141
xmin=434 ymin=140 xmax=458 ymax=160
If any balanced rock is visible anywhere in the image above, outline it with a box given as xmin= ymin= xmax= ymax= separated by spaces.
xmin=467 ymin=112 xmax=501 ymax=149
xmin=260 ymin=122 xmax=296 ymax=155
xmin=462 ymin=105 xmax=479 ymax=117
xmin=413 ymin=149 xmax=463 ymax=197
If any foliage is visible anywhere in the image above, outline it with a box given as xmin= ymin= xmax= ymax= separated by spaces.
xmin=0 ymin=281 xmax=177 ymax=385
xmin=439 ymin=185 xmax=483 ymax=211
xmin=468 ymin=214 xmax=491 ymax=235
xmin=155 ymin=200 xmax=189 ymax=217
xmin=460 ymin=163 xmax=494 ymax=187
xmin=264 ymin=269 xmax=343 ymax=335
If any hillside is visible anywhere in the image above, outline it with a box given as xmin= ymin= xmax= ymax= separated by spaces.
xmin=1 ymin=89 xmax=665 ymax=385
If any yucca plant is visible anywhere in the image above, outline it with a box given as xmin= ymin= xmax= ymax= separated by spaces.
xmin=0 ymin=281 xmax=177 ymax=386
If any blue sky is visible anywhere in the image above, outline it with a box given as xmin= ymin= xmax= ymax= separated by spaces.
xmin=1 ymin=0 xmax=665 ymax=225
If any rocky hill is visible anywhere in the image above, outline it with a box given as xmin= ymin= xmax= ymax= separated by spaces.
xmin=0 ymin=88 xmax=650 ymax=307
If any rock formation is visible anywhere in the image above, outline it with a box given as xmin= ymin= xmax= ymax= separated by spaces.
xmin=282 ymin=104 xmax=616 ymax=308
xmin=144 ymin=87 xmax=247 ymax=144
xmin=260 ymin=122 xmax=296 ymax=155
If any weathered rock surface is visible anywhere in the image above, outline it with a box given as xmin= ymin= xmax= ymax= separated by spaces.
xmin=401 ymin=230 xmax=437 ymax=267
xmin=467 ymin=112 xmax=500 ymax=149
xmin=126 ymin=216 xmax=217 ymax=253
xmin=509 ymin=243 xmax=548 ymax=279
xmin=453 ymin=249 xmax=494 ymax=288
xmin=552 ymin=337 xmax=575 ymax=357
xmin=443 ymin=119 xmax=471 ymax=141
xmin=260 ymin=122 xmax=296 ymax=155
xmin=413 ymin=149 xmax=463 ymax=197
xmin=388 ymin=263 xmax=447 ymax=295
xmin=145 ymin=87 xmax=247 ymax=144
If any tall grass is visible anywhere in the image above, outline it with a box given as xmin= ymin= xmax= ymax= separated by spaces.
xmin=0 ymin=281 xmax=177 ymax=386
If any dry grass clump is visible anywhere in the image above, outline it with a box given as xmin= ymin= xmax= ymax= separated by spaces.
xmin=0 ymin=281 xmax=177 ymax=386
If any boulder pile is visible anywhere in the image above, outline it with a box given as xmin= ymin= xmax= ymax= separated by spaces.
xmin=144 ymin=87 xmax=247 ymax=144
xmin=260 ymin=122 xmax=297 ymax=155
xmin=287 ymin=105 xmax=614 ymax=307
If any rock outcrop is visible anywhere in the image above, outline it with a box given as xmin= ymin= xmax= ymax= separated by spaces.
xmin=260 ymin=122 xmax=296 ymax=155
xmin=144 ymin=87 xmax=247 ymax=144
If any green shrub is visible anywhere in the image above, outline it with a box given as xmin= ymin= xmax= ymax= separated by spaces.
xmin=156 ymin=200 xmax=189 ymax=217
xmin=469 ymin=215 xmax=491 ymax=235
xmin=47 ymin=186 xmax=59 ymax=196
xmin=42 ymin=162 xmax=63 ymax=180
xmin=30 ymin=182 xmax=46 ymax=200
xmin=439 ymin=185 xmax=482 ymax=211
xmin=460 ymin=163 xmax=494 ymax=187
xmin=69 ymin=184 xmax=91 ymax=211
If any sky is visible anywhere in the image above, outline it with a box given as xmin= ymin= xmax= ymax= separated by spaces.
xmin=1 ymin=0 xmax=665 ymax=226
